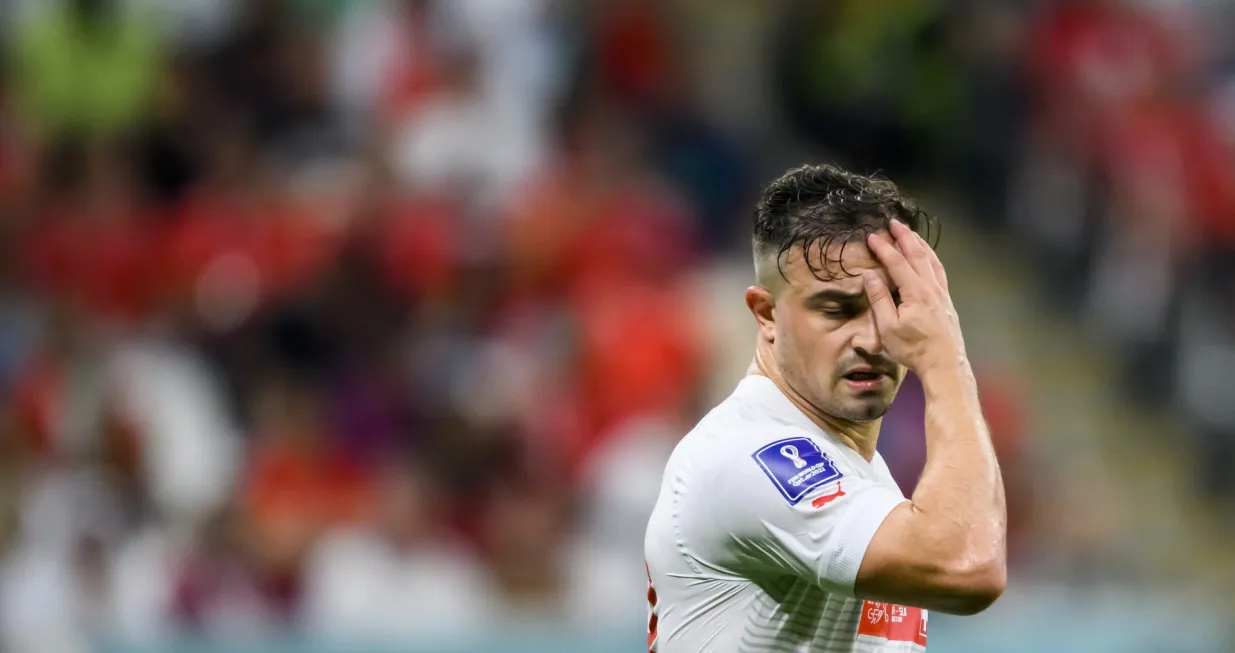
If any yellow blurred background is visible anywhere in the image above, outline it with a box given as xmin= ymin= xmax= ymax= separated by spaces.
xmin=0 ymin=0 xmax=1232 ymax=651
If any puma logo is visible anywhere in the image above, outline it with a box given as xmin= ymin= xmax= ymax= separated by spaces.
xmin=810 ymin=481 xmax=846 ymax=508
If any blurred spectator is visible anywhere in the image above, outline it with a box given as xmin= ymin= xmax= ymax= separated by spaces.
xmin=10 ymin=301 xmax=139 ymax=463
xmin=389 ymin=45 xmax=541 ymax=209
xmin=205 ymin=0 xmax=293 ymax=140
xmin=474 ymin=471 xmax=643 ymax=631
xmin=330 ymin=0 xmax=451 ymax=127
xmin=130 ymin=54 xmax=208 ymax=208
xmin=773 ymin=0 xmax=966 ymax=177
xmin=266 ymin=28 xmax=356 ymax=190
xmin=131 ymin=0 xmax=237 ymax=52
xmin=170 ymin=503 xmax=297 ymax=635
xmin=0 ymin=457 xmax=141 ymax=652
xmin=161 ymin=123 xmax=339 ymax=332
xmin=22 ymin=141 xmax=154 ymax=325
xmin=591 ymin=0 xmax=681 ymax=111
xmin=7 ymin=0 xmax=158 ymax=141
xmin=302 ymin=459 xmax=496 ymax=639
xmin=576 ymin=412 xmax=685 ymax=558
xmin=0 ymin=405 xmax=24 ymax=560
xmin=571 ymin=281 xmax=702 ymax=463
xmin=241 ymin=377 xmax=375 ymax=568
xmin=107 ymin=332 xmax=241 ymax=526
xmin=1026 ymin=0 xmax=1181 ymax=157
xmin=1175 ymin=252 xmax=1235 ymax=499
xmin=643 ymin=82 xmax=752 ymax=252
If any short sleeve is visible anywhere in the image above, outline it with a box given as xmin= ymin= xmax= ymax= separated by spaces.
xmin=695 ymin=434 xmax=906 ymax=596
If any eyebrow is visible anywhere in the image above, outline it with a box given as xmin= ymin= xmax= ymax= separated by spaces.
xmin=804 ymin=287 xmax=901 ymax=305
xmin=805 ymin=289 xmax=865 ymax=304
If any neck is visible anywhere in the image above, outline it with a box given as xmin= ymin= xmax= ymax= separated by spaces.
xmin=747 ymin=354 xmax=882 ymax=462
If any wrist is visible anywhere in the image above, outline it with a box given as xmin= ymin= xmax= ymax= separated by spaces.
xmin=918 ymin=350 xmax=976 ymax=399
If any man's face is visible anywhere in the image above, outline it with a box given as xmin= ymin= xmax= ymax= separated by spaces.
xmin=764 ymin=236 xmax=905 ymax=421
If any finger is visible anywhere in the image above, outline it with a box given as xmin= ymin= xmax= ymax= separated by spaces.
xmin=913 ymin=228 xmax=948 ymax=291
xmin=907 ymin=228 xmax=949 ymax=293
xmin=866 ymin=231 xmax=920 ymax=298
xmin=922 ymin=238 xmax=948 ymax=292
xmin=889 ymin=220 xmax=938 ymax=288
xmin=863 ymin=271 xmax=898 ymax=332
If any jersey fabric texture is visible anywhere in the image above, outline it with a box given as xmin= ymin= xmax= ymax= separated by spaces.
xmin=644 ymin=375 xmax=927 ymax=652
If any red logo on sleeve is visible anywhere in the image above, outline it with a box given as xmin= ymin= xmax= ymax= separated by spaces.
xmin=857 ymin=601 xmax=927 ymax=647
xmin=810 ymin=481 xmax=846 ymax=508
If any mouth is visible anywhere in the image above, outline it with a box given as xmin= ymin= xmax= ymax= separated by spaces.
xmin=841 ymin=369 xmax=890 ymax=391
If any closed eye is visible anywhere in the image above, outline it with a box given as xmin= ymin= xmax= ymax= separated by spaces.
xmin=806 ymin=289 xmax=868 ymax=317
xmin=818 ymin=301 xmax=867 ymax=319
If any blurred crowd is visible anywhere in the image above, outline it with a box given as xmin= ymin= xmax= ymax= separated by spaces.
xmin=1012 ymin=0 xmax=1235 ymax=502
xmin=0 ymin=0 xmax=1230 ymax=650
xmin=0 ymin=0 xmax=726 ymax=647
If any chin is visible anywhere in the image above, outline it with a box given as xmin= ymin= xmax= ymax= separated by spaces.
xmin=832 ymin=398 xmax=891 ymax=422
xmin=857 ymin=403 xmax=890 ymax=420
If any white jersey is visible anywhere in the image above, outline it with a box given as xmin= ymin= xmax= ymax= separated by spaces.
xmin=644 ymin=376 xmax=927 ymax=652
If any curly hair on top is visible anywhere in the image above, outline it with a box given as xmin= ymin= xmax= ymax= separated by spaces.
xmin=753 ymin=163 xmax=939 ymax=281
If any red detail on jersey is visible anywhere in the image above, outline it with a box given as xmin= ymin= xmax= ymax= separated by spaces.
xmin=857 ymin=601 xmax=927 ymax=647
xmin=810 ymin=481 xmax=846 ymax=508
xmin=646 ymin=563 xmax=659 ymax=652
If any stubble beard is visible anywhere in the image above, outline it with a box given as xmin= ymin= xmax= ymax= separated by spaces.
xmin=815 ymin=373 xmax=894 ymax=422
xmin=784 ymin=363 xmax=893 ymax=423
xmin=824 ymin=395 xmax=891 ymax=422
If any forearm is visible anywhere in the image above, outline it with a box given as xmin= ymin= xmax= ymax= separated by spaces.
xmin=911 ymin=359 xmax=1007 ymax=568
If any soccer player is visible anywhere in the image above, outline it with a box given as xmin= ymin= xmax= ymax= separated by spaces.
xmin=644 ymin=164 xmax=1006 ymax=652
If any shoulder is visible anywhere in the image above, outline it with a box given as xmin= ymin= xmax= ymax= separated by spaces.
xmin=663 ymin=422 xmax=858 ymax=565
xmin=675 ymin=414 xmax=848 ymax=515
xmin=664 ymin=389 xmax=781 ymax=479
xmin=665 ymin=378 xmax=862 ymax=510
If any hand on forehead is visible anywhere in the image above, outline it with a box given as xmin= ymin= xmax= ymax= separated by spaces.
xmin=778 ymin=235 xmax=893 ymax=295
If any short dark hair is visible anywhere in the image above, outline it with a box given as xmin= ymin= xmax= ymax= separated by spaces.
xmin=753 ymin=164 xmax=939 ymax=280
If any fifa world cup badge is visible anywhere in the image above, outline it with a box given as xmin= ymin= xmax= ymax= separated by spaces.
xmin=752 ymin=437 xmax=844 ymax=505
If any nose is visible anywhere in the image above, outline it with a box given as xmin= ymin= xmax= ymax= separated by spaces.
xmin=851 ymin=309 xmax=883 ymax=357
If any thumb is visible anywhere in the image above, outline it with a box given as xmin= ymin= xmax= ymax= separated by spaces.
xmin=864 ymin=271 xmax=898 ymax=332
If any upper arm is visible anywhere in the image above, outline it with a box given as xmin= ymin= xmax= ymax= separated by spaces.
xmin=698 ymin=436 xmax=906 ymax=596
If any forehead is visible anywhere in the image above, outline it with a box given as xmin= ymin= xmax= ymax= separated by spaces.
xmin=780 ymin=236 xmax=883 ymax=293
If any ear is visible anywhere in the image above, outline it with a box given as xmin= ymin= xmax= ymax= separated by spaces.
xmin=745 ymin=286 xmax=777 ymax=343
